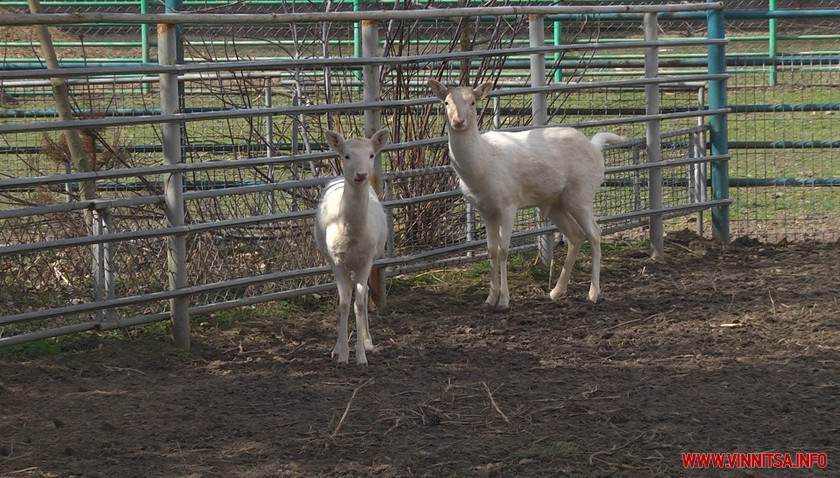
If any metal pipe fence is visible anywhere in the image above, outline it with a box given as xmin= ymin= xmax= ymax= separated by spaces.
xmin=1 ymin=1 xmax=836 ymax=84
xmin=0 ymin=3 xmax=732 ymax=347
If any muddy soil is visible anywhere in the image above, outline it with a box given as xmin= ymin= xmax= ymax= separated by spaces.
xmin=2 ymin=231 xmax=839 ymax=477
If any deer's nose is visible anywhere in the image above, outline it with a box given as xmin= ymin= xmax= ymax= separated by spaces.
xmin=452 ymin=118 xmax=465 ymax=128
xmin=353 ymin=172 xmax=368 ymax=184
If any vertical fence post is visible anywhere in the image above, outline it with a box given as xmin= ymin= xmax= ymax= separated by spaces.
xmin=632 ymin=146 xmax=641 ymax=212
xmin=101 ymin=205 xmax=116 ymax=324
xmin=92 ymin=204 xmax=105 ymax=323
xmin=362 ymin=18 xmax=387 ymax=308
xmin=140 ymin=0 xmax=150 ymax=63
xmin=644 ymin=12 xmax=663 ymax=258
xmin=265 ymin=78 xmax=276 ymax=214
xmin=158 ymin=16 xmax=190 ymax=349
xmin=530 ymin=14 xmax=553 ymax=267
xmin=140 ymin=0 xmax=150 ymax=93
xmin=529 ymin=15 xmax=547 ymax=129
xmin=290 ymin=93 xmax=301 ymax=211
xmin=362 ymin=18 xmax=382 ymax=212
xmin=92 ymin=202 xmax=118 ymax=326
xmin=553 ymin=19 xmax=563 ymax=83
xmin=353 ymin=0 xmax=363 ymax=82
xmin=695 ymin=86 xmax=708 ymax=236
xmin=707 ymin=2 xmax=730 ymax=244
xmin=769 ymin=0 xmax=778 ymax=86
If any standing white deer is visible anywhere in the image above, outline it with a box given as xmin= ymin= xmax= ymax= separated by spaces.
xmin=429 ymin=79 xmax=624 ymax=309
xmin=314 ymin=128 xmax=389 ymax=365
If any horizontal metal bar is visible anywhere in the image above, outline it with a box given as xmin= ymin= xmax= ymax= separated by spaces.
xmin=0 ymin=322 xmax=100 ymax=347
xmin=382 ymin=165 xmax=454 ymax=180
xmin=598 ymin=199 xmax=732 ymax=224
xmin=520 ymin=108 xmax=730 ymax=133
xmin=0 ymin=107 xmax=721 ymax=196
xmin=0 ymin=152 xmax=335 ymax=192
xmin=1 ymin=152 xmax=726 ymax=253
xmin=0 ymin=263 xmax=331 ymax=326
xmin=0 ymin=229 xmax=529 ymax=326
xmin=0 ymin=124 xmax=716 ymax=221
xmin=730 ymin=141 xmax=840 ymax=149
xmin=0 ymin=186 xmax=463 ymax=253
xmin=1 ymin=194 xmax=729 ymax=327
xmin=729 ymin=177 xmax=840 ymax=187
xmin=727 ymin=56 xmax=840 ymax=67
xmin=0 ymin=78 xmax=726 ymax=136
xmin=725 ymin=9 xmax=840 ymax=20
xmin=0 ymin=39 xmax=728 ymax=81
xmin=729 ymin=104 xmax=840 ymax=113
xmin=0 ymin=124 xmax=715 ymax=219
xmin=376 ymin=226 xmax=558 ymax=268
xmin=379 ymin=199 xmax=733 ymax=268
xmin=0 ymin=140 xmax=448 ymax=192
xmin=496 ymin=74 xmax=728 ymax=97
xmin=381 ymin=190 xmax=462 ymax=208
xmin=0 ymin=4 xmax=724 ymax=26
xmin=8 ymin=146 xmax=718 ymax=194
xmin=0 ymin=208 xmax=312 ymax=256
xmin=0 ymin=64 xmax=718 ymax=118
xmin=605 ymin=154 xmax=730 ymax=175
xmin=3 ymin=202 xmax=719 ymax=341
xmin=0 ymin=71 xmax=316 ymax=88
xmin=0 ymin=50 xmax=736 ymax=73
xmin=0 ymin=96 xmax=433 ymax=134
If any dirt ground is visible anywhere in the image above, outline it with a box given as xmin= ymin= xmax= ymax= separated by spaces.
xmin=1 ymin=230 xmax=839 ymax=477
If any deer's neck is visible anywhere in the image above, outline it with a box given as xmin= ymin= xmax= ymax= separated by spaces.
xmin=447 ymin=124 xmax=489 ymax=181
xmin=338 ymin=179 xmax=371 ymax=234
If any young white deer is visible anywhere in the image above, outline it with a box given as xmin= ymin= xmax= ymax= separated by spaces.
xmin=429 ymin=79 xmax=624 ymax=309
xmin=315 ymin=128 xmax=389 ymax=365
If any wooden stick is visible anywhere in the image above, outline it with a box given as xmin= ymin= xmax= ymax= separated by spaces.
xmin=482 ymin=381 xmax=510 ymax=424
xmin=330 ymin=378 xmax=374 ymax=440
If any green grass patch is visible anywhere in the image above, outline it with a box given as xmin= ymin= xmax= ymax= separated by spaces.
xmin=509 ymin=437 xmax=578 ymax=462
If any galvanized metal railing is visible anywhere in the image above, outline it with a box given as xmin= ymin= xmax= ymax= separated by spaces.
xmin=0 ymin=3 xmax=729 ymax=348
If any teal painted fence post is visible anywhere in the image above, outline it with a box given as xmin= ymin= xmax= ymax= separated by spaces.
xmin=141 ymin=0 xmax=150 ymax=63
xmin=553 ymin=19 xmax=562 ymax=83
xmin=769 ymin=0 xmax=778 ymax=86
xmin=354 ymin=0 xmax=362 ymax=82
xmin=165 ymin=0 xmax=184 ymax=64
xmin=707 ymin=1 xmax=730 ymax=244
xmin=141 ymin=0 xmax=150 ymax=93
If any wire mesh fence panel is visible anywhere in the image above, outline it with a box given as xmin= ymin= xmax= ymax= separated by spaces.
xmin=0 ymin=2 xmax=788 ymax=347
xmin=728 ymin=51 xmax=840 ymax=242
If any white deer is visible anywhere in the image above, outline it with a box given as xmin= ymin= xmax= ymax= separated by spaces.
xmin=429 ymin=80 xmax=624 ymax=309
xmin=314 ymin=128 xmax=389 ymax=365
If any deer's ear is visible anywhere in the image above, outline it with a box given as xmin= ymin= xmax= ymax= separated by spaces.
xmin=324 ymin=130 xmax=345 ymax=155
xmin=474 ymin=82 xmax=494 ymax=101
xmin=428 ymin=79 xmax=449 ymax=102
xmin=370 ymin=128 xmax=390 ymax=154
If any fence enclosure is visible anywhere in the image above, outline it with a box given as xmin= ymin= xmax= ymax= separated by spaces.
xmin=0 ymin=1 xmax=774 ymax=348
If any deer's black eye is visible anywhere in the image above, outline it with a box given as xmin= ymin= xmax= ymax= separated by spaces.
xmin=369 ymin=154 xmax=374 ymax=159
xmin=345 ymin=155 xmax=350 ymax=160
xmin=444 ymin=101 xmax=449 ymax=106
xmin=470 ymin=101 xmax=475 ymax=106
